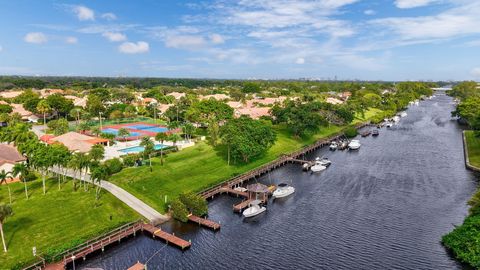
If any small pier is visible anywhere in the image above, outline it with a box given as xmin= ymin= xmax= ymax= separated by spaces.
xmin=188 ymin=214 xmax=221 ymax=231
xmin=143 ymin=224 xmax=191 ymax=250
xmin=290 ymin=158 xmax=316 ymax=170
xmin=233 ymin=199 xmax=254 ymax=212
xmin=128 ymin=262 xmax=145 ymax=270
xmin=219 ymin=187 xmax=248 ymax=197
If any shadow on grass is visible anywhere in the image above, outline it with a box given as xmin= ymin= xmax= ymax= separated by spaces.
xmin=6 ymin=216 xmax=33 ymax=248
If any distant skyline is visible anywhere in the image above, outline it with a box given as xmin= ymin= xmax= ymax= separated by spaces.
xmin=0 ymin=0 xmax=480 ymax=81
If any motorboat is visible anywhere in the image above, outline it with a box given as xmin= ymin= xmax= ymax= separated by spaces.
xmin=414 ymin=100 xmax=420 ymax=106
xmin=315 ymin=157 xmax=331 ymax=167
xmin=348 ymin=139 xmax=361 ymax=150
xmin=310 ymin=160 xmax=327 ymax=172
xmin=361 ymin=130 xmax=371 ymax=137
xmin=234 ymin=186 xmax=247 ymax=192
xmin=329 ymin=141 xmax=338 ymax=151
xmin=399 ymin=111 xmax=407 ymax=118
xmin=243 ymin=200 xmax=266 ymax=218
xmin=386 ymin=122 xmax=393 ymax=128
xmin=392 ymin=116 xmax=400 ymax=123
xmin=372 ymin=129 xmax=379 ymax=136
xmin=272 ymin=183 xmax=295 ymax=198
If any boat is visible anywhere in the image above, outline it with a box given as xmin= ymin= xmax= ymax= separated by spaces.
xmin=372 ymin=129 xmax=379 ymax=136
xmin=392 ymin=116 xmax=400 ymax=123
xmin=348 ymin=139 xmax=361 ymax=150
xmin=243 ymin=200 xmax=266 ymax=218
xmin=361 ymin=130 xmax=371 ymax=137
xmin=272 ymin=183 xmax=295 ymax=198
xmin=315 ymin=157 xmax=331 ymax=167
xmin=329 ymin=141 xmax=338 ymax=151
xmin=386 ymin=122 xmax=393 ymax=128
xmin=399 ymin=111 xmax=407 ymax=117
xmin=414 ymin=100 xmax=420 ymax=106
xmin=234 ymin=186 xmax=247 ymax=192
xmin=310 ymin=159 xmax=327 ymax=172
xmin=338 ymin=140 xmax=348 ymax=150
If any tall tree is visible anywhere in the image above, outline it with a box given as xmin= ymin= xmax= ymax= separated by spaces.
xmin=140 ymin=137 xmax=155 ymax=171
xmin=0 ymin=170 xmax=12 ymax=204
xmin=118 ymin=128 xmax=130 ymax=142
xmin=0 ymin=204 xmax=13 ymax=252
xmin=155 ymin=132 xmax=168 ymax=166
xmin=36 ymin=99 xmax=51 ymax=126
xmin=89 ymin=144 xmax=105 ymax=162
xmin=12 ymin=163 xmax=29 ymax=199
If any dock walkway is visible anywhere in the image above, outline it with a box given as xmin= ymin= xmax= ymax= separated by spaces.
xmin=188 ymin=214 xmax=221 ymax=231
xmin=143 ymin=224 xmax=191 ymax=250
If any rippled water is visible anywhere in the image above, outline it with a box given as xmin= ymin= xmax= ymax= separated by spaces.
xmin=75 ymin=94 xmax=479 ymax=270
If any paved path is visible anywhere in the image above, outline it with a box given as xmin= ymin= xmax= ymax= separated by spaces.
xmin=50 ymin=166 xmax=169 ymax=224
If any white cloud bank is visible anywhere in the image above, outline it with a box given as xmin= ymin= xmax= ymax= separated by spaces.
xmin=72 ymin=5 xmax=95 ymax=21
xmin=24 ymin=32 xmax=48 ymax=44
xmin=165 ymin=35 xmax=206 ymax=49
xmin=102 ymin=32 xmax=127 ymax=42
xmin=295 ymin=58 xmax=305 ymax=64
xmin=394 ymin=0 xmax=437 ymax=9
xmin=65 ymin=36 xmax=78 ymax=44
xmin=101 ymin=12 xmax=117 ymax=21
xmin=118 ymin=41 xmax=149 ymax=54
xmin=471 ymin=67 xmax=480 ymax=78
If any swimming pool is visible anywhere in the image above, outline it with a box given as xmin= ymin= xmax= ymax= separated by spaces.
xmin=119 ymin=144 xmax=169 ymax=154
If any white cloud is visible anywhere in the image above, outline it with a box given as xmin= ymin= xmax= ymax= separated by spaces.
xmin=24 ymin=32 xmax=48 ymax=44
xmin=210 ymin=33 xmax=224 ymax=44
xmin=0 ymin=45 xmax=2 ymax=52
xmin=65 ymin=36 xmax=78 ymax=44
xmin=471 ymin=67 xmax=480 ymax=78
xmin=102 ymin=32 xmax=127 ymax=42
xmin=394 ymin=0 xmax=437 ymax=9
xmin=165 ymin=35 xmax=206 ymax=49
xmin=101 ymin=13 xmax=117 ymax=21
xmin=371 ymin=2 xmax=480 ymax=41
xmin=295 ymin=58 xmax=305 ymax=64
xmin=118 ymin=41 xmax=149 ymax=54
xmin=72 ymin=5 xmax=95 ymax=21
xmin=364 ymin=9 xmax=376 ymax=15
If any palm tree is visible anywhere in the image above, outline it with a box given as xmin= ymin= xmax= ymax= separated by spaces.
xmin=0 ymin=170 xmax=12 ymax=204
xmin=140 ymin=137 xmax=155 ymax=171
xmin=91 ymin=165 xmax=108 ymax=202
xmin=155 ymin=132 xmax=168 ymax=166
xmin=69 ymin=107 xmax=82 ymax=126
xmin=77 ymin=121 xmax=90 ymax=133
xmin=12 ymin=163 xmax=29 ymax=199
xmin=36 ymin=100 xmax=51 ymax=127
xmin=89 ymin=144 xmax=105 ymax=162
xmin=91 ymin=126 xmax=101 ymax=137
xmin=168 ymin=133 xmax=181 ymax=148
xmin=0 ymin=204 xmax=13 ymax=252
xmin=182 ymin=123 xmax=195 ymax=142
xmin=118 ymin=128 xmax=130 ymax=142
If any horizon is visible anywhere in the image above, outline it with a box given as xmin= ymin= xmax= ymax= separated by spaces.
xmin=1 ymin=1 xmax=480 ymax=81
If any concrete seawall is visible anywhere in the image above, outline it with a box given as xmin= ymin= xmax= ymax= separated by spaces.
xmin=462 ymin=131 xmax=480 ymax=173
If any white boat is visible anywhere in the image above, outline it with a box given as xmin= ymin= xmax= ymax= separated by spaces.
xmin=315 ymin=157 xmax=331 ymax=167
xmin=348 ymin=139 xmax=361 ymax=150
xmin=414 ymin=100 xmax=420 ymax=106
xmin=243 ymin=200 xmax=266 ymax=218
xmin=234 ymin=186 xmax=247 ymax=192
xmin=272 ymin=183 xmax=295 ymax=198
xmin=329 ymin=141 xmax=338 ymax=151
xmin=399 ymin=111 xmax=407 ymax=118
xmin=386 ymin=122 xmax=393 ymax=128
xmin=311 ymin=160 xmax=327 ymax=172
xmin=392 ymin=116 xmax=400 ymax=123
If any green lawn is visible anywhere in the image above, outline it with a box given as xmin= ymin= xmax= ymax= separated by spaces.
xmin=465 ymin=131 xmax=480 ymax=168
xmin=110 ymin=124 xmax=343 ymax=213
xmin=0 ymin=179 xmax=139 ymax=269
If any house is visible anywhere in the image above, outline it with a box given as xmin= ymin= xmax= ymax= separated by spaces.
xmin=64 ymin=95 xmax=87 ymax=108
xmin=167 ymin=92 xmax=186 ymax=100
xmin=226 ymin=101 xmax=243 ymax=109
xmin=0 ymin=144 xmax=26 ymax=178
xmin=40 ymin=88 xmax=64 ymax=98
xmin=338 ymin=91 xmax=352 ymax=100
xmin=200 ymin=94 xmax=231 ymax=101
xmin=45 ymin=132 xmax=109 ymax=153
xmin=0 ymin=91 xmax=23 ymax=99
xmin=325 ymin=97 xmax=344 ymax=105
xmin=158 ymin=103 xmax=173 ymax=114
xmin=11 ymin=104 xmax=33 ymax=120
xmin=235 ymin=107 xmax=270 ymax=119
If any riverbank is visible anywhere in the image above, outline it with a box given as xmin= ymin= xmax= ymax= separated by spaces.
xmin=442 ymin=131 xmax=480 ymax=268
xmin=464 ymin=131 xmax=480 ymax=170
xmin=0 ymin=179 xmax=139 ymax=269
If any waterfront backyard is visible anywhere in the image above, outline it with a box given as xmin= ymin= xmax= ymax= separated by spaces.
xmin=0 ymin=180 xmax=138 ymax=268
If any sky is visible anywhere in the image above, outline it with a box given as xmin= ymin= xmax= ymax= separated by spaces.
xmin=0 ymin=0 xmax=480 ymax=81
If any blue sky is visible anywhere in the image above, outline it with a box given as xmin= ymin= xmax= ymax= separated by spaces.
xmin=0 ymin=0 xmax=480 ymax=81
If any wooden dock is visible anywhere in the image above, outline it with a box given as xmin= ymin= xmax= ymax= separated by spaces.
xmin=143 ymin=224 xmax=191 ymax=250
xmin=233 ymin=199 xmax=254 ymax=212
xmin=188 ymin=214 xmax=221 ymax=231
xmin=128 ymin=262 xmax=145 ymax=270
xmin=219 ymin=187 xmax=248 ymax=197
xmin=198 ymin=122 xmax=371 ymax=201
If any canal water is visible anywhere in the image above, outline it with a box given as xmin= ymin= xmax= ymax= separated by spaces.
xmin=76 ymin=93 xmax=479 ymax=270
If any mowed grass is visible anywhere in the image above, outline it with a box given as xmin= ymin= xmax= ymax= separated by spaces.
xmin=110 ymin=125 xmax=343 ymax=212
xmin=465 ymin=130 xmax=480 ymax=168
xmin=0 ymin=179 xmax=139 ymax=269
